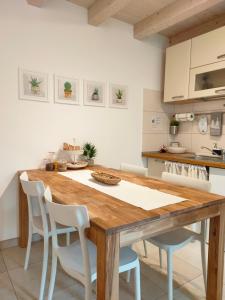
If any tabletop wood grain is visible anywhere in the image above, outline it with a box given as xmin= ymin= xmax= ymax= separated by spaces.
xmin=25 ymin=165 xmax=225 ymax=233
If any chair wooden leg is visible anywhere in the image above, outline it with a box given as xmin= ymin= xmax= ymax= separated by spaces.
xmin=39 ymin=236 xmax=49 ymax=300
xmin=24 ymin=223 xmax=32 ymax=270
xmin=167 ymin=249 xmax=173 ymax=300
xmin=134 ymin=262 xmax=141 ymax=300
xmin=48 ymin=251 xmax=57 ymax=300
xmin=200 ymin=220 xmax=207 ymax=292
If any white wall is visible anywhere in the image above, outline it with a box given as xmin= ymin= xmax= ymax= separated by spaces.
xmin=0 ymin=0 xmax=165 ymax=241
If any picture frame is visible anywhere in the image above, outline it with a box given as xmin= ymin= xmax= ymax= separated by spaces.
xmin=83 ymin=80 xmax=106 ymax=107
xmin=19 ymin=68 xmax=48 ymax=102
xmin=109 ymin=83 xmax=128 ymax=109
xmin=54 ymin=75 xmax=80 ymax=105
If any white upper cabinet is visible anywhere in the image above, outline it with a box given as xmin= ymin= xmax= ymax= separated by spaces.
xmin=191 ymin=26 xmax=225 ymax=68
xmin=164 ymin=40 xmax=191 ymax=102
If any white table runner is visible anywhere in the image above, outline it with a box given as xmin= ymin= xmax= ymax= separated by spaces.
xmin=60 ymin=170 xmax=186 ymax=211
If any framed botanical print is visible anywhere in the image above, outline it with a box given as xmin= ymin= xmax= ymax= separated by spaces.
xmin=54 ymin=75 xmax=79 ymax=105
xmin=109 ymin=83 xmax=128 ymax=109
xmin=83 ymin=80 xmax=106 ymax=107
xmin=19 ymin=68 xmax=48 ymax=102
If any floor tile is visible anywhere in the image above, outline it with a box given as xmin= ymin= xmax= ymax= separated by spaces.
xmin=0 ymin=272 xmax=17 ymax=300
xmin=8 ymin=260 xmax=78 ymax=300
xmin=0 ymin=251 xmax=6 ymax=273
xmin=2 ymin=240 xmax=44 ymax=271
xmin=133 ymin=241 xmax=202 ymax=292
xmin=175 ymin=275 xmax=206 ymax=300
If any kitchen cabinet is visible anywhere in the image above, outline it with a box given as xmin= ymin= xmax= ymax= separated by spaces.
xmin=209 ymin=167 xmax=225 ymax=196
xmin=191 ymin=26 xmax=225 ymax=69
xmin=164 ymin=40 xmax=191 ymax=102
xmin=189 ymin=60 xmax=225 ymax=99
xmin=148 ymin=158 xmax=165 ymax=178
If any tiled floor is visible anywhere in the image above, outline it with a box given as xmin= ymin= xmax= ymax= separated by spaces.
xmin=0 ymin=238 xmax=225 ymax=299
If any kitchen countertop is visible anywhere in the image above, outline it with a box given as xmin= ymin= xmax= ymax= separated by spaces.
xmin=142 ymin=151 xmax=225 ymax=169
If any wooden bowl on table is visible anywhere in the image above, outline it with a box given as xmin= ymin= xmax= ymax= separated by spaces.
xmin=91 ymin=172 xmax=121 ymax=185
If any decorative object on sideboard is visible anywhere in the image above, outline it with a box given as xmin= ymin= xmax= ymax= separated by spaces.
xmin=170 ymin=117 xmax=179 ymax=135
xmin=91 ymin=172 xmax=121 ymax=185
xmin=210 ymin=112 xmax=223 ymax=136
xmin=19 ymin=68 xmax=48 ymax=102
xmin=54 ymin=75 xmax=79 ymax=105
xmin=167 ymin=142 xmax=186 ymax=154
xmin=109 ymin=83 xmax=128 ymax=109
xmin=198 ymin=115 xmax=208 ymax=134
xmin=83 ymin=142 xmax=97 ymax=165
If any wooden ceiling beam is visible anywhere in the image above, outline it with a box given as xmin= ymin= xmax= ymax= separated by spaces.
xmin=134 ymin=0 xmax=225 ymax=40
xmin=169 ymin=12 xmax=225 ymax=45
xmin=26 ymin=0 xmax=46 ymax=7
xmin=88 ymin=0 xmax=131 ymax=26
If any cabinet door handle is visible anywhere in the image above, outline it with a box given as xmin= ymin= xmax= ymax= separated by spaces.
xmin=215 ymin=89 xmax=225 ymax=95
xmin=217 ymin=54 xmax=225 ymax=59
xmin=171 ymin=95 xmax=184 ymax=100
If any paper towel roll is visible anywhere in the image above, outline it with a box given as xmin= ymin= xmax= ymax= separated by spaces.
xmin=175 ymin=112 xmax=195 ymax=122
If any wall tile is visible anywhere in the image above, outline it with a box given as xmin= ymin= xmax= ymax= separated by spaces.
xmin=174 ymin=103 xmax=193 ymax=113
xmin=191 ymin=133 xmax=225 ymax=153
xmin=143 ymin=89 xmax=173 ymax=113
xmin=193 ymin=99 xmax=225 ymax=113
xmin=169 ymin=133 xmax=192 ymax=152
xmin=143 ymin=112 xmax=169 ymax=133
xmin=142 ymin=133 xmax=168 ymax=152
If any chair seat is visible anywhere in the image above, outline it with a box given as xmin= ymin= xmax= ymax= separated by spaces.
xmin=148 ymin=228 xmax=194 ymax=250
xmin=57 ymin=240 xmax=138 ymax=280
xmin=33 ymin=215 xmax=74 ymax=235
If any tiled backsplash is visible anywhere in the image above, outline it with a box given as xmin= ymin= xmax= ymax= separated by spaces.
xmin=172 ymin=100 xmax=225 ymax=153
xmin=142 ymin=89 xmax=225 ymax=153
xmin=142 ymin=89 xmax=172 ymax=151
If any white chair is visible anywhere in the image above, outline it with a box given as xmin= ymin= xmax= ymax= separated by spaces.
xmin=145 ymin=172 xmax=210 ymax=300
xmin=20 ymin=172 xmax=75 ymax=300
xmin=44 ymin=187 xmax=141 ymax=300
xmin=121 ymin=163 xmax=149 ymax=259
xmin=120 ymin=163 xmax=148 ymax=177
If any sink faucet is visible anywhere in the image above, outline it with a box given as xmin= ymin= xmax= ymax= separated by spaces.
xmin=201 ymin=146 xmax=220 ymax=156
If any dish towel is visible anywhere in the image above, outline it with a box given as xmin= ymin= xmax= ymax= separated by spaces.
xmin=165 ymin=161 xmax=208 ymax=181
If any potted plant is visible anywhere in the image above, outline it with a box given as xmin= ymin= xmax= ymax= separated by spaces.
xmin=64 ymin=81 xmax=72 ymax=98
xmin=83 ymin=143 xmax=97 ymax=165
xmin=92 ymin=88 xmax=99 ymax=101
xmin=30 ymin=77 xmax=41 ymax=95
xmin=116 ymin=89 xmax=123 ymax=103
xmin=170 ymin=117 xmax=179 ymax=135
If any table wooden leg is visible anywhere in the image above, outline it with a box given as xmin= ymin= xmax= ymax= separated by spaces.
xmin=207 ymin=206 xmax=225 ymax=300
xmin=96 ymin=228 xmax=120 ymax=300
xmin=19 ymin=180 xmax=28 ymax=248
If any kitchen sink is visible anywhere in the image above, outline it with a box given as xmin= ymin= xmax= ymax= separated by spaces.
xmin=185 ymin=154 xmax=223 ymax=161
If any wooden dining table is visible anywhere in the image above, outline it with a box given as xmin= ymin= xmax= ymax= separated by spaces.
xmin=19 ymin=166 xmax=225 ymax=300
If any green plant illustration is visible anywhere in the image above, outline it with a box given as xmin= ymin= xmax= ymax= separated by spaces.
xmin=92 ymin=88 xmax=99 ymax=100
xmin=29 ymin=77 xmax=41 ymax=88
xmin=64 ymin=81 xmax=72 ymax=97
xmin=83 ymin=143 xmax=97 ymax=159
xmin=93 ymin=88 xmax=99 ymax=96
xmin=64 ymin=81 xmax=72 ymax=92
xmin=116 ymin=89 xmax=123 ymax=99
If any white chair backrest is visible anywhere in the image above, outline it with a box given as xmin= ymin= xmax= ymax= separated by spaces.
xmin=162 ymin=172 xmax=211 ymax=192
xmin=120 ymin=163 xmax=148 ymax=177
xmin=44 ymin=187 xmax=91 ymax=283
xmin=20 ymin=171 xmax=48 ymax=231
